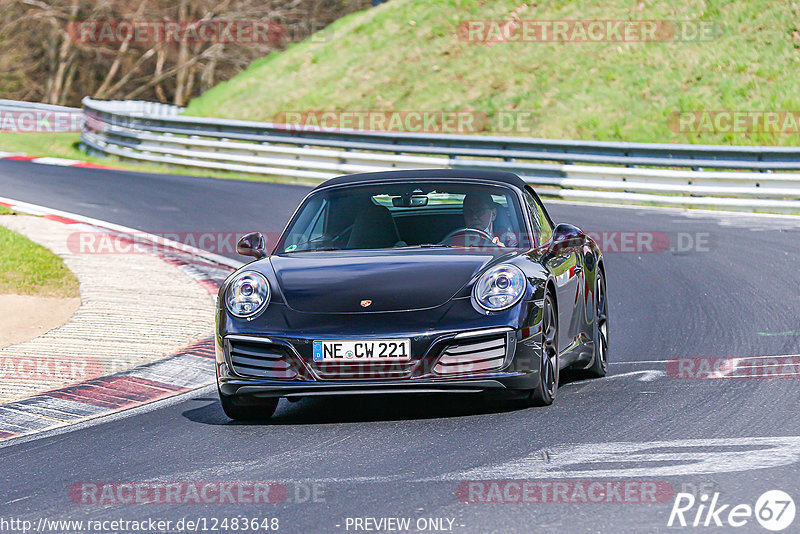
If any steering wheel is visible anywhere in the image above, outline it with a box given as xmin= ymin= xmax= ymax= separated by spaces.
xmin=439 ymin=227 xmax=498 ymax=247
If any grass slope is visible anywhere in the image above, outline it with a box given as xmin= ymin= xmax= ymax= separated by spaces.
xmin=185 ymin=0 xmax=800 ymax=146
xmin=0 ymin=213 xmax=80 ymax=297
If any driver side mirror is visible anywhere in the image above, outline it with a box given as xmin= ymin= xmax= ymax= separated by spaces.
xmin=548 ymin=223 xmax=584 ymax=253
xmin=236 ymin=232 xmax=267 ymax=259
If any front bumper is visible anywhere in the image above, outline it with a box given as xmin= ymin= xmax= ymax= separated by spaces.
xmin=216 ymin=293 xmax=544 ymax=399
xmin=221 ymin=378 xmax=530 ymax=399
xmin=216 ymin=326 xmax=542 ymax=399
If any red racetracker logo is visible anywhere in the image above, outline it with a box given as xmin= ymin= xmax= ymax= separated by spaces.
xmin=66 ymin=230 xmax=713 ymax=256
xmin=669 ymin=111 xmax=800 ymax=134
xmin=587 ymin=231 xmax=713 ymax=253
xmin=587 ymin=231 xmax=670 ymax=253
xmin=667 ymin=357 xmax=800 ymax=379
xmin=69 ymin=482 xmax=287 ymax=505
xmin=66 ymin=232 xmax=282 ymax=255
xmin=456 ymin=480 xmax=674 ymax=503
xmin=273 ymin=111 xmax=489 ymax=134
xmin=458 ymin=20 xmax=720 ymax=42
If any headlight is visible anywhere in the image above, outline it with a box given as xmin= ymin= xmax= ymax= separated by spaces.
xmin=225 ymin=271 xmax=270 ymax=319
xmin=473 ymin=264 xmax=526 ymax=311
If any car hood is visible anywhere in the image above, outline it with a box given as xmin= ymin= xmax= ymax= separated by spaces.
xmin=269 ymin=249 xmax=519 ymax=313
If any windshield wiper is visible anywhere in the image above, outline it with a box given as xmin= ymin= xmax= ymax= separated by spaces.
xmin=414 ymin=243 xmax=453 ymax=248
xmin=283 ymin=247 xmax=341 ymax=254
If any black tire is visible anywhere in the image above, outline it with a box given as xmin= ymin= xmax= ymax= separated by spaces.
xmin=585 ymin=270 xmax=609 ymax=378
xmin=525 ymin=292 xmax=559 ymax=406
xmin=218 ymin=389 xmax=279 ymax=421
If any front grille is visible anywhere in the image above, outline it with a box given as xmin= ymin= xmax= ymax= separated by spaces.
xmin=312 ymin=361 xmax=413 ymax=380
xmin=434 ymin=335 xmax=507 ymax=376
xmin=228 ymin=338 xmax=297 ymax=379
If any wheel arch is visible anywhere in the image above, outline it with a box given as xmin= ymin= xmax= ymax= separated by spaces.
xmin=544 ymin=277 xmax=559 ymax=342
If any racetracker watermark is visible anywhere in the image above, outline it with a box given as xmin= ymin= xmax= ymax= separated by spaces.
xmin=669 ymin=111 xmax=800 ymax=134
xmin=66 ymin=231 xmax=282 ymax=256
xmin=0 ymin=517 xmax=280 ymax=533
xmin=65 ymin=230 xmax=715 ymax=257
xmin=69 ymin=481 xmax=324 ymax=505
xmin=273 ymin=111 xmax=489 ymax=134
xmin=272 ymin=110 xmax=564 ymax=134
xmin=456 ymin=480 xmax=674 ymax=503
xmin=666 ymin=356 xmax=800 ymax=379
xmin=66 ymin=20 xmax=327 ymax=45
xmin=586 ymin=231 xmax=714 ymax=254
xmin=0 ymin=355 xmax=105 ymax=382
xmin=458 ymin=20 xmax=720 ymax=43
xmin=0 ymin=110 xmax=82 ymax=133
xmin=668 ymin=489 xmax=795 ymax=530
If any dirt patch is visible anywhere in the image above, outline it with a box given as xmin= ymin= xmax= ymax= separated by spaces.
xmin=0 ymin=294 xmax=81 ymax=349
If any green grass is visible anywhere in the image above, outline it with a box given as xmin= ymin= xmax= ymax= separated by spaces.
xmin=185 ymin=0 xmax=800 ymax=146
xmin=0 ymin=133 xmax=319 ymax=184
xmin=0 ymin=218 xmax=80 ymax=297
xmin=0 ymin=132 xmax=88 ymax=160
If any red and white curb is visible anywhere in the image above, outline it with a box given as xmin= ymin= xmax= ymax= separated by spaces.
xmin=0 ymin=198 xmax=244 ymax=442
xmin=0 ymin=150 xmax=123 ymax=171
xmin=0 ymin=339 xmax=216 ymax=441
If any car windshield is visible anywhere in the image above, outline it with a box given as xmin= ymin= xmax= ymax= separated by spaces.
xmin=276 ymin=181 xmax=534 ymax=253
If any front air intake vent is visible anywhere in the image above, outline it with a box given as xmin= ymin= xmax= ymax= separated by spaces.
xmin=227 ymin=338 xmax=297 ymax=379
xmin=434 ymin=335 xmax=507 ymax=376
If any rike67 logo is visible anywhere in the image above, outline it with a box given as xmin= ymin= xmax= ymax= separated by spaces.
xmin=668 ymin=490 xmax=795 ymax=531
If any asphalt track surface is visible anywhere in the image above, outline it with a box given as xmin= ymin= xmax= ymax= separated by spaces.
xmin=2 ymin=160 xmax=800 ymax=533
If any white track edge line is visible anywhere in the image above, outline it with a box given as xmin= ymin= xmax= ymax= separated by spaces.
xmin=0 ymin=195 xmax=245 ymax=269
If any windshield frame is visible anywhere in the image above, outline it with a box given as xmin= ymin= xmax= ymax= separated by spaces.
xmin=272 ymin=178 xmax=536 ymax=255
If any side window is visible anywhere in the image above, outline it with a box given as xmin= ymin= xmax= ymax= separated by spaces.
xmin=308 ymin=201 xmax=327 ymax=242
xmin=284 ymin=197 xmax=326 ymax=250
xmin=536 ymin=198 xmax=553 ymax=243
xmin=524 ymin=190 xmax=553 ymax=245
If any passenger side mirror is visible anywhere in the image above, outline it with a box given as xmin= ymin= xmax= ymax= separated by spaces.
xmin=548 ymin=223 xmax=584 ymax=252
xmin=237 ymin=232 xmax=267 ymax=259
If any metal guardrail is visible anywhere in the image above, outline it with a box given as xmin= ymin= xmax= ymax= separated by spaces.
xmin=82 ymin=99 xmax=181 ymax=117
xmin=0 ymin=99 xmax=80 ymax=113
xmin=0 ymin=100 xmax=83 ymax=133
xmin=80 ymin=98 xmax=800 ymax=213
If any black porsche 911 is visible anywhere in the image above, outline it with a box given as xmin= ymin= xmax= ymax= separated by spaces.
xmin=215 ymin=169 xmax=608 ymax=420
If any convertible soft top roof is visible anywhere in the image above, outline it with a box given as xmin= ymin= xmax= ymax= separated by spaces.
xmin=314 ymin=169 xmax=530 ymax=191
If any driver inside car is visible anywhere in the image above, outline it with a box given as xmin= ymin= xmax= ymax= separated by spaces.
xmin=462 ymin=192 xmax=518 ymax=247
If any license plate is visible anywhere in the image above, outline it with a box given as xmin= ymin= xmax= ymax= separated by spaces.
xmin=313 ymin=339 xmax=411 ymax=362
